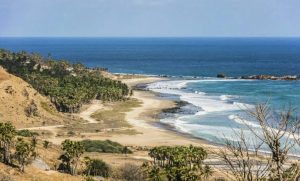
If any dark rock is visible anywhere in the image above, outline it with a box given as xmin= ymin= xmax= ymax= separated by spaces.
xmin=217 ymin=73 xmax=226 ymax=78
xmin=240 ymin=75 xmax=299 ymax=81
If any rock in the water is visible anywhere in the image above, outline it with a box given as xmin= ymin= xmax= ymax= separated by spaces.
xmin=240 ymin=75 xmax=299 ymax=80
xmin=217 ymin=73 xmax=226 ymax=78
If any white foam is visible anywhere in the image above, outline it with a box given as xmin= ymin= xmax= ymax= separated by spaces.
xmin=151 ymin=79 xmax=300 ymax=152
xmin=220 ymin=95 xmax=229 ymax=101
xmin=147 ymin=80 xmax=193 ymax=90
xmin=195 ymin=91 xmax=206 ymax=95
xmin=195 ymin=111 xmax=207 ymax=116
xmin=147 ymin=79 xmax=250 ymax=90
xmin=228 ymin=114 xmax=261 ymax=128
xmin=148 ymin=79 xmax=254 ymax=113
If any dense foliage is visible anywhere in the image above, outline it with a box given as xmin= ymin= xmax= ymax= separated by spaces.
xmin=17 ymin=129 xmax=39 ymax=137
xmin=0 ymin=122 xmax=36 ymax=172
xmin=0 ymin=49 xmax=130 ymax=113
xmin=0 ymin=122 xmax=16 ymax=165
xmin=84 ymin=157 xmax=111 ymax=177
xmin=81 ymin=139 xmax=132 ymax=154
xmin=143 ymin=145 xmax=212 ymax=181
xmin=58 ymin=139 xmax=84 ymax=175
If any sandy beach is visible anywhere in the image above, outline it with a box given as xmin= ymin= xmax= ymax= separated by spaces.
xmin=98 ymin=76 xmax=213 ymax=147
xmin=23 ymin=76 xmax=214 ymax=149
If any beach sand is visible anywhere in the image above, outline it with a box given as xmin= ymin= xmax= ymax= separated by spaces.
xmin=24 ymin=76 xmax=214 ymax=148
xmin=16 ymin=76 xmax=227 ymax=180
xmin=111 ymin=76 xmax=213 ymax=147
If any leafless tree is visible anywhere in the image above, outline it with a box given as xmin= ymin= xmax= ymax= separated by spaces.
xmin=216 ymin=103 xmax=300 ymax=181
xmin=245 ymin=103 xmax=299 ymax=180
xmin=216 ymin=130 xmax=270 ymax=181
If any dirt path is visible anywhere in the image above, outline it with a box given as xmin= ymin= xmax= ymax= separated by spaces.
xmin=79 ymin=100 xmax=102 ymax=124
xmin=21 ymin=100 xmax=103 ymax=133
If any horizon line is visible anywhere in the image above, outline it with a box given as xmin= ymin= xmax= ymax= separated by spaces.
xmin=1 ymin=36 xmax=300 ymax=38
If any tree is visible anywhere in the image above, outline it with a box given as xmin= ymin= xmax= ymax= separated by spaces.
xmin=24 ymin=100 xmax=38 ymax=117
xmin=143 ymin=163 xmax=163 ymax=181
xmin=218 ymin=103 xmax=300 ymax=181
xmin=0 ymin=49 xmax=131 ymax=113
xmin=122 ymin=146 xmax=131 ymax=156
xmin=43 ymin=140 xmax=50 ymax=149
xmin=84 ymin=157 xmax=111 ymax=177
xmin=30 ymin=136 xmax=38 ymax=159
xmin=216 ymin=130 xmax=269 ymax=181
xmin=117 ymin=163 xmax=146 ymax=181
xmin=15 ymin=138 xmax=32 ymax=172
xmin=245 ymin=104 xmax=299 ymax=180
xmin=58 ymin=139 xmax=84 ymax=175
xmin=0 ymin=122 xmax=16 ymax=165
xmin=144 ymin=145 xmax=211 ymax=181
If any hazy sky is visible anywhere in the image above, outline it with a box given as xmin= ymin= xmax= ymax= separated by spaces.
xmin=0 ymin=0 xmax=300 ymax=37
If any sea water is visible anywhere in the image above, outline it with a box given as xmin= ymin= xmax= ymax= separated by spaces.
xmin=1 ymin=37 xmax=300 ymax=150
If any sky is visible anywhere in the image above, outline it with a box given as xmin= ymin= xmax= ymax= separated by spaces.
xmin=0 ymin=0 xmax=300 ymax=37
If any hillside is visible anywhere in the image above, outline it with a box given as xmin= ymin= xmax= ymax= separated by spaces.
xmin=0 ymin=66 xmax=71 ymax=128
xmin=0 ymin=49 xmax=130 ymax=113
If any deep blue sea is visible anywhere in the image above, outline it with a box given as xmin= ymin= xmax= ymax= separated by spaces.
xmin=1 ymin=37 xmax=300 ymax=77
xmin=1 ymin=37 xmax=300 ymax=150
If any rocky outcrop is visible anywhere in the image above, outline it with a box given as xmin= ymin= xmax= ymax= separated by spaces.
xmin=217 ymin=73 xmax=226 ymax=78
xmin=216 ymin=73 xmax=299 ymax=80
xmin=240 ymin=75 xmax=299 ymax=81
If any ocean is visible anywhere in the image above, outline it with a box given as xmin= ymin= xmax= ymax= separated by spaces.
xmin=1 ymin=37 xmax=300 ymax=149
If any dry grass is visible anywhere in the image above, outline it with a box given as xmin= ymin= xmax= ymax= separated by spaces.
xmin=91 ymin=98 xmax=142 ymax=127
xmin=58 ymin=99 xmax=142 ymax=135
xmin=0 ymin=67 xmax=73 ymax=128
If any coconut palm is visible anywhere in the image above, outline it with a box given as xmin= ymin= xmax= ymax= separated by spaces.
xmin=0 ymin=122 xmax=16 ymax=165
xmin=15 ymin=138 xmax=32 ymax=172
xmin=145 ymin=145 xmax=211 ymax=181
xmin=59 ymin=139 xmax=84 ymax=175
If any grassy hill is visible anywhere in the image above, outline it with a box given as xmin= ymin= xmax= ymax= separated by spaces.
xmin=0 ymin=49 xmax=131 ymax=113
xmin=0 ymin=66 xmax=72 ymax=128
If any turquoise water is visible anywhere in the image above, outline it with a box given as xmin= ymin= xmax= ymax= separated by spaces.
xmin=148 ymin=79 xmax=300 ymax=152
xmin=0 ymin=37 xmax=300 ymax=149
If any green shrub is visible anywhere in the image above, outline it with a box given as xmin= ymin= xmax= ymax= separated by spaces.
xmin=17 ymin=130 xmax=39 ymax=137
xmin=85 ymin=158 xmax=111 ymax=177
xmin=81 ymin=140 xmax=132 ymax=154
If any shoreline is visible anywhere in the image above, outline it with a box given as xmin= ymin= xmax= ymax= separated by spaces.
xmin=21 ymin=75 xmax=217 ymax=149
xmin=117 ymin=76 xmax=216 ymax=148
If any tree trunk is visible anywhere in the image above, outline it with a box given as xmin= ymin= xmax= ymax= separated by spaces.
xmin=3 ymin=144 xmax=10 ymax=165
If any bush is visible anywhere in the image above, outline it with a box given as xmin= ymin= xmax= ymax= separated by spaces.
xmin=85 ymin=159 xmax=111 ymax=177
xmin=0 ymin=175 xmax=13 ymax=181
xmin=24 ymin=100 xmax=38 ymax=117
xmin=81 ymin=140 xmax=132 ymax=154
xmin=117 ymin=163 xmax=146 ymax=181
xmin=17 ymin=129 xmax=39 ymax=137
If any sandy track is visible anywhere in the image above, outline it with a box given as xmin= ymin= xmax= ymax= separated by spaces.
xmin=79 ymin=100 xmax=102 ymax=124
xmin=20 ymin=77 xmax=212 ymax=149
xmin=21 ymin=100 xmax=103 ymax=133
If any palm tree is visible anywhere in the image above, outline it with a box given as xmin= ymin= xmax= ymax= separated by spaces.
xmin=43 ymin=140 xmax=50 ymax=149
xmin=0 ymin=122 xmax=16 ymax=165
xmin=30 ymin=136 xmax=38 ymax=159
xmin=15 ymin=138 xmax=32 ymax=172
xmin=59 ymin=139 xmax=84 ymax=175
